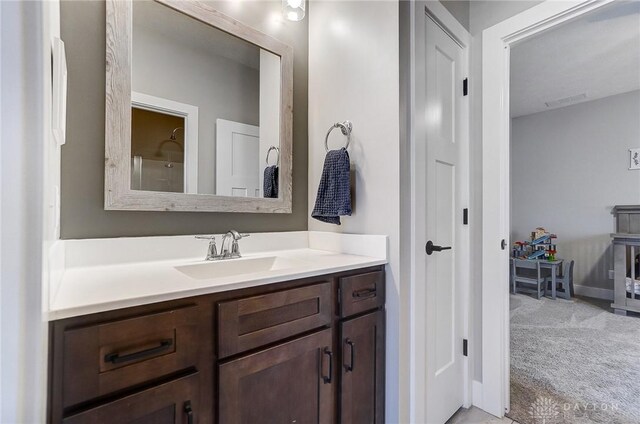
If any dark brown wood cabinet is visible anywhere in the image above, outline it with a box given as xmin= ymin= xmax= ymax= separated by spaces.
xmin=61 ymin=305 xmax=199 ymax=408
xmin=340 ymin=311 xmax=385 ymax=423
xmin=338 ymin=271 xmax=385 ymax=318
xmin=217 ymin=282 xmax=332 ymax=358
xmin=62 ymin=372 xmax=199 ymax=424
xmin=48 ymin=266 xmax=385 ymax=424
xmin=219 ymin=328 xmax=334 ymax=424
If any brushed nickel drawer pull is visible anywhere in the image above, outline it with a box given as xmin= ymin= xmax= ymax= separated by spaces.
xmin=104 ymin=339 xmax=173 ymax=364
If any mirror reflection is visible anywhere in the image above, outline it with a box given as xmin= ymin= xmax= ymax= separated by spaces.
xmin=131 ymin=1 xmax=281 ymax=198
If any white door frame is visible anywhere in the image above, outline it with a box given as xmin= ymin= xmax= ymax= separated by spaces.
xmin=131 ymin=91 xmax=199 ymax=194
xmin=481 ymin=0 xmax=615 ymax=417
xmin=410 ymin=2 xmax=471 ymax=422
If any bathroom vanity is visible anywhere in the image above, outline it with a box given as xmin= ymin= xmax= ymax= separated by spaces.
xmin=46 ymin=233 xmax=387 ymax=423
xmin=48 ymin=0 xmax=387 ymax=420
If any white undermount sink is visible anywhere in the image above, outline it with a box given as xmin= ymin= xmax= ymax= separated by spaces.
xmin=174 ymin=256 xmax=308 ymax=280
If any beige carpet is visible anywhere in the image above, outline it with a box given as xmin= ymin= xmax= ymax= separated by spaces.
xmin=507 ymin=294 xmax=640 ymax=424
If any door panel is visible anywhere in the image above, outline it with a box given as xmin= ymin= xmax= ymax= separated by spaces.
xmin=340 ymin=310 xmax=385 ymax=424
xmin=435 ymin=47 xmax=455 ymax=143
xmin=424 ymin=14 xmax=466 ymax=424
xmin=435 ymin=160 xmax=455 ymax=374
xmin=218 ymin=329 xmax=333 ymax=424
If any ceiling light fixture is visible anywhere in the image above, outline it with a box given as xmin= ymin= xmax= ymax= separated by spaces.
xmin=283 ymin=0 xmax=305 ymax=21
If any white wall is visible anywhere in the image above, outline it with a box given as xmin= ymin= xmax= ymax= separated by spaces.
xmin=259 ymin=49 xmax=281 ymax=196
xmin=308 ymin=1 xmax=401 ymax=421
xmin=1 ymin=1 xmax=54 ymax=422
xmin=511 ymin=90 xmax=640 ymax=291
xmin=132 ymin=22 xmax=259 ymax=195
xmin=468 ymin=0 xmax=543 ymax=385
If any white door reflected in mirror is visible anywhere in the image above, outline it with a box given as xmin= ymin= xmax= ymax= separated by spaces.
xmin=216 ymin=119 xmax=260 ymax=198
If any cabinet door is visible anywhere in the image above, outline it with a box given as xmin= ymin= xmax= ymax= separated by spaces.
xmin=62 ymin=373 xmax=199 ymax=424
xmin=219 ymin=328 xmax=334 ymax=424
xmin=340 ymin=310 xmax=385 ymax=423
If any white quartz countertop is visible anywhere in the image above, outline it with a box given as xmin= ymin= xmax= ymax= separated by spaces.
xmin=47 ymin=232 xmax=387 ymax=320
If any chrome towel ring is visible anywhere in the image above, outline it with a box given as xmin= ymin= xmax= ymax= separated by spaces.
xmin=266 ymin=146 xmax=280 ymax=166
xmin=324 ymin=121 xmax=352 ymax=152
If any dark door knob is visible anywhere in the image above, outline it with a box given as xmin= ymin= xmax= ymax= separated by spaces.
xmin=425 ymin=240 xmax=452 ymax=255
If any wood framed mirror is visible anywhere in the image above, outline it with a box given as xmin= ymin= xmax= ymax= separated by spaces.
xmin=105 ymin=0 xmax=293 ymax=212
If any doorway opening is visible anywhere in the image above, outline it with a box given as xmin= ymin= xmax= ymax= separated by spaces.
xmin=481 ymin=0 xmax=640 ymax=420
xmin=507 ymin=2 xmax=640 ymax=422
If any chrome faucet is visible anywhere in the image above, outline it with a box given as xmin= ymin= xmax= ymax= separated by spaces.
xmin=195 ymin=231 xmax=249 ymax=261
xmin=220 ymin=230 xmax=250 ymax=259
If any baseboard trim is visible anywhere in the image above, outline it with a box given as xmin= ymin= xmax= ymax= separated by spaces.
xmin=472 ymin=380 xmax=483 ymax=409
xmin=573 ymin=284 xmax=614 ymax=301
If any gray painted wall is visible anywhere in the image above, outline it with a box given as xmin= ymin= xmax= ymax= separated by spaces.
xmin=511 ymin=90 xmax=640 ymax=290
xmin=60 ymin=0 xmax=308 ymax=239
xmin=468 ymin=0 xmax=544 ymax=382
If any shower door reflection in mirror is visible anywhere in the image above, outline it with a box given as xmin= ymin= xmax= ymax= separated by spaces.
xmin=131 ymin=0 xmax=281 ymax=198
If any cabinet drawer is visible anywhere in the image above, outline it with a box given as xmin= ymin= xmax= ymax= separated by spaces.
xmin=63 ymin=372 xmax=199 ymax=424
xmin=339 ymin=271 xmax=385 ymax=317
xmin=62 ymin=305 xmax=199 ymax=408
xmin=218 ymin=282 xmax=332 ymax=358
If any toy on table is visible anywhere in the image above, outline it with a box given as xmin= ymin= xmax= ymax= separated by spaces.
xmin=512 ymin=227 xmax=558 ymax=261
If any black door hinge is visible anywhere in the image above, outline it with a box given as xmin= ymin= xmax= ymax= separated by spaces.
xmin=463 ymin=339 xmax=468 ymax=356
xmin=463 ymin=208 xmax=468 ymax=225
xmin=463 ymin=78 xmax=468 ymax=96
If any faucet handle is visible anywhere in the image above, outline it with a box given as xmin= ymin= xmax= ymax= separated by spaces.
xmin=196 ymin=235 xmax=218 ymax=260
xmin=230 ymin=233 xmax=249 ymax=256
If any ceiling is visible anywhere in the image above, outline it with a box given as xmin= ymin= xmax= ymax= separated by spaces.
xmin=510 ymin=1 xmax=640 ymax=118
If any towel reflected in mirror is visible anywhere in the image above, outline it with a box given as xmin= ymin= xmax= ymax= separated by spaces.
xmin=263 ymin=165 xmax=279 ymax=198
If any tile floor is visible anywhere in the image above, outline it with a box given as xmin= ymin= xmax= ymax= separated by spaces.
xmin=446 ymin=406 xmax=519 ymax=424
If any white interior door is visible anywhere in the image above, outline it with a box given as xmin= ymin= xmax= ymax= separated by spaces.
xmin=216 ymin=119 xmax=260 ymax=197
xmin=423 ymin=14 xmax=467 ymax=424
